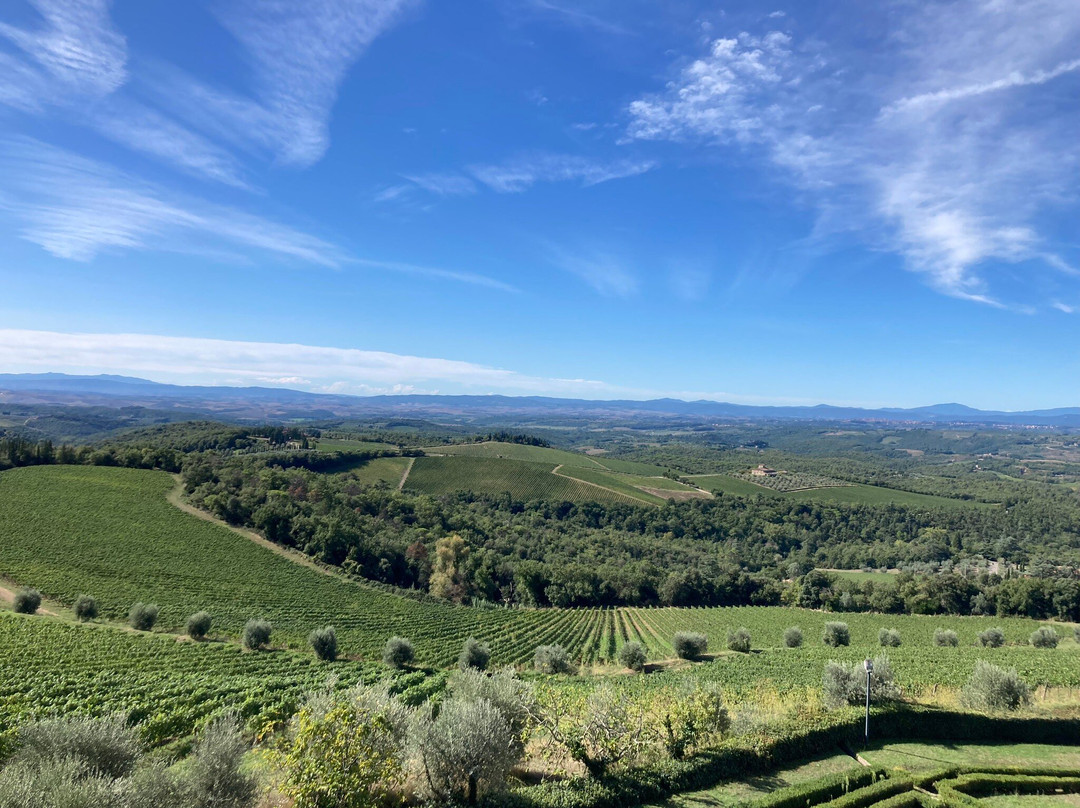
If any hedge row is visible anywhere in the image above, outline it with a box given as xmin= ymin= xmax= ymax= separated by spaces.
xmin=937 ymin=772 xmax=1080 ymax=808
xmin=746 ymin=767 xmax=887 ymax=808
xmin=503 ymin=707 xmax=1080 ymax=808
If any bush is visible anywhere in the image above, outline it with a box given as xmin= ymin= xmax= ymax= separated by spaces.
xmin=977 ymin=627 xmax=1006 ymax=648
xmin=242 ymin=619 xmax=272 ymax=651
xmin=128 ymin=603 xmax=159 ymax=632
xmin=449 ymin=667 xmax=535 ymax=757
xmin=281 ymin=685 xmax=409 ymax=808
xmin=727 ymin=628 xmax=751 ymax=654
xmin=619 ymin=641 xmax=647 ymax=672
xmin=12 ymin=588 xmax=41 ymax=615
xmin=409 ymin=696 xmax=520 ymax=805
xmin=823 ymin=622 xmax=850 ymax=647
xmin=73 ymin=595 xmax=98 ymax=622
xmin=12 ymin=714 xmax=142 ymax=780
xmin=934 ymin=628 xmax=959 ymax=647
xmin=0 ymin=756 xmax=124 ymax=808
xmin=308 ymin=626 xmax=338 ymax=661
xmin=657 ymin=681 xmax=730 ymax=760
xmin=458 ymin=637 xmax=491 ymax=671
xmin=961 ymin=660 xmax=1031 ymax=711
xmin=186 ymin=611 xmax=212 ymax=640
xmin=185 ymin=714 xmax=257 ymax=808
xmin=673 ymin=632 xmax=708 ymax=660
xmin=1030 ymin=627 xmax=1059 ymax=649
xmin=548 ymin=685 xmax=653 ymax=778
xmin=783 ymin=626 xmax=803 ymax=648
xmin=534 ymin=644 xmax=575 ymax=674
xmin=822 ymin=655 xmax=899 ymax=708
xmin=383 ymin=636 xmax=414 ymax=669
xmin=879 ymin=628 xmax=902 ymax=647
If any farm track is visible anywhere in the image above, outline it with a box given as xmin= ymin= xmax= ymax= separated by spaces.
xmin=551 ymin=464 xmax=654 ymax=506
xmin=398 ymin=456 xmax=415 ymax=490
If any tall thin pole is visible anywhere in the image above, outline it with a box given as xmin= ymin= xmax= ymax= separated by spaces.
xmin=864 ymin=668 xmax=871 ymax=746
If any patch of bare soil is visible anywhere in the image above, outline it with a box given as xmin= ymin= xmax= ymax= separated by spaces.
xmin=0 ymin=581 xmax=59 ymax=616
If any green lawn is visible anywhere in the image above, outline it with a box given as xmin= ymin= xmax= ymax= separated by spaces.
xmin=348 ymin=455 xmax=411 ymax=486
xmin=861 ymin=742 xmax=1080 ymax=772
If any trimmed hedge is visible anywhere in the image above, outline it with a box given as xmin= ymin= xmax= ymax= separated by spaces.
xmin=937 ymin=773 xmax=1080 ymax=807
xmin=746 ymin=767 xmax=888 ymax=808
xmin=501 ymin=707 xmax=1080 ymax=808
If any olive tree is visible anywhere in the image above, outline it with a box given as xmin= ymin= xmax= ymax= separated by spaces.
xmin=128 ymin=603 xmax=159 ymax=632
xmin=673 ymin=632 xmax=708 ymax=660
xmin=242 ymin=619 xmax=272 ymax=651
xmin=382 ymin=636 xmax=414 ymax=669
xmin=618 ymin=641 xmax=647 ymax=672
xmin=73 ymin=595 xmax=98 ymax=622
xmin=308 ymin=626 xmax=338 ymax=661
xmin=961 ymin=661 xmax=1030 ymax=711
xmin=13 ymin=588 xmax=42 ymax=615
xmin=822 ymin=622 xmax=850 ymax=647
xmin=186 ymin=612 xmax=212 ymax=641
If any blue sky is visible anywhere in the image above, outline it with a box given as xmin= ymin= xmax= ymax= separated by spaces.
xmin=0 ymin=0 xmax=1078 ymax=409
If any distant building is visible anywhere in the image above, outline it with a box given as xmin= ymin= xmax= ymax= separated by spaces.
xmin=750 ymin=464 xmax=778 ymax=477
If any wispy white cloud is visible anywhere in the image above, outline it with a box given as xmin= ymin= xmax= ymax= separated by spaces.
xmin=521 ymin=0 xmax=631 ymax=36
xmin=0 ymin=139 xmax=514 ymax=293
xmin=548 ymin=247 xmax=638 ymax=297
xmin=669 ymin=265 xmax=711 ymax=301
xmin=469 ymin=153 xmax=657 ymax=193
xmin=0 ymin=139 xmax=340 ymax=264
xmin=0 ymin=0 xmax=126 ymax=100
xmin=626 ymin=1 xmax=1080 ymax=308
xmin=151 ymin=0 xmax=413 ymax=168
xmin=402 ymin=172 xmax=478 ymax=196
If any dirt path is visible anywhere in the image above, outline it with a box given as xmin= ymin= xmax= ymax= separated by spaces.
xmin=397 ymin=456 xmax=415 ymax=491
xmin=0 ymin=581 xmax=59 ymax=616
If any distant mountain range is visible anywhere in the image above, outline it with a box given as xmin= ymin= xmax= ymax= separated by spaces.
xmin=2 ymin=373 xmax=1079 ymax=426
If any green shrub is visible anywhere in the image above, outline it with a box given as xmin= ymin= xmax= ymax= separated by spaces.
xmin=783 ymin=627 xmax=803 ymax=648
xmin=409 ymin=696 xmax=520 ymax=805
xmin=383 ymin=636 xmax=414 ymax=669
xmin=534 ymin=644 xmax=575 ymax=674
xmin=727 ymin=628 xmax=751 ymax=654
xmin=185 ymin=713 xmax=257 ymax=808
xmin=619 ymin=641 xmax=647 ymax=672
xmin=128 ymin=603 xmax=158 ymax=632
xmin=657 ymin=681 xmax=730 ymax=760
xmin=977 ymin=627 xmax=1005 ymax=648
xmin=186 ymin=611 xmax=212 ymax=640
xmin=961 ymin=661 xmax=1031 ymax=711
xmin=934 ymin=628 xmax=959 ymax=647
xmin=73 ymin=595 xmax=98 ymax=622
xmin=458 ymin=637 xmax=491 ymax=671
xmin=242 ymin=619 xmax=272 ymax=651
xmin=822 ymin=655 xmax=899 ymax=708
xmin=449 ymin=667 xmax=535 ymax=757
xmin=308 ymin=626 xmax=338 ymax=661
xmin=0 ymin=756 xmax=124 ymax=808
xmin=673 ymin=632 xmax=708 ymax=660
xmin=281 ymin=685 xmax=409 ymax=808
xmin=879 ymin=628 xmax=902 ymax=647
xmin=12 ymin=588 xmax=41 ymax=615
xmin=12 ymin=714 xmax=141 ymax=780
xmin=1030 ymin=627 xmax=1058 ymax=649
xmin=823 ymin=622 xmax=850 ymax=647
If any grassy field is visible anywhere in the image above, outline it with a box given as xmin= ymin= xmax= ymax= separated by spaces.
xmin=404 ymin=455 xmax=643 ymax=505
xmin=690 ymin=474 xmax=996 ymax=509
xmin=348 ymin=455 xmax=411 ymax=487
xmin=824 ymin=569 xmax=899 ymax=585
xmin=316 ymin=437 xmax=397 ymax=452
xmin=424 ymin=441 xmax=670 ymax=476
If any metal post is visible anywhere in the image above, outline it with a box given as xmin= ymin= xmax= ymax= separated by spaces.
xmin=864 ymin=658 xmax=873 ymax=747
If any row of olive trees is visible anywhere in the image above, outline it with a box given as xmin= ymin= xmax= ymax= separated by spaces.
xmin=821 ymin=655 xmax=1032 ymax=712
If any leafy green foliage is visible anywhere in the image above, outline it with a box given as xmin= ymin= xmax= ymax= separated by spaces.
xmin=242 ymin=620 xmax=272 ymax=651
xmin=382 ymin=637 xmax=414 ymax=669
xmin=12 ymin=588 xmax=40 ymax=615
xmin=727 ymin=628 xmax=752 ymax=653
xmin=280 ymin=686 xmax=409 ymax=808
xmin=308 ymin=626 xmax=337 ymax=662
xmin=186 ymin=611 xmax=212 ymax=640
xmin=73 ymin=595 xmax=97 ymax=622
xmin=534 ymin=644 xmax=575 ymax=674
xmin=618 ymin=641 xmax=647 ymax=672
xmin=783 ymin=626 xmax=803 ymax=647
xmin=977 ymin=628 xmax=1005 ymax=648
xmin=674 ymin=632 xmax=708 ymax=660
xmin=961 ymin=661 xmax=1031 ymax=711
xmin=128 ymin=603 xmax=158 ymax=632
xmin=457 ymin=637 xmax=490 ymax=671
xmin=934 ymin=629 xmax=959 ymax=647
xmin=822 ymin=655 xmax=899 ymax=708
xmin=879 ymin=628 xmax=902 ymax=647
xmin=823 ymin=622 xmax=850 ymax=647
xmin=1030 ymin=626 xmax=1059 ymax=648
